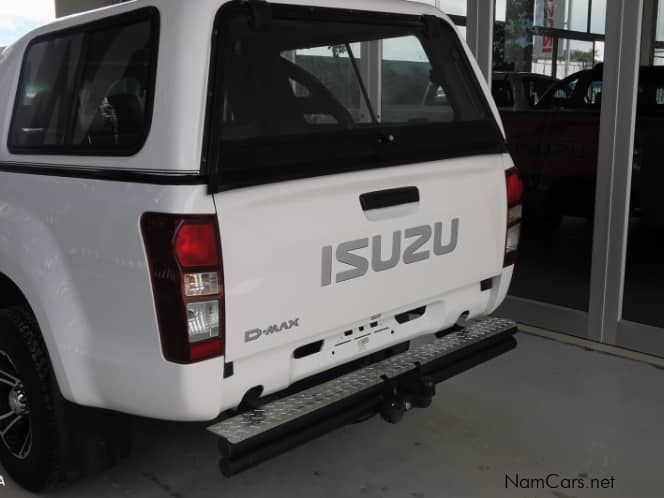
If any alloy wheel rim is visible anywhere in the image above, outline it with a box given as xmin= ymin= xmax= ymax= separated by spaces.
xmin=0 ymin=351 xmax=32 ymax=460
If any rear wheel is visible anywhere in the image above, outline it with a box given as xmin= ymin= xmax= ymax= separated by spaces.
xmin=0 ymin=307 xmax=60 ymax=492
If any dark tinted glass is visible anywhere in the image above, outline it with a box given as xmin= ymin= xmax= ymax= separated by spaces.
xmin=623 ymin=67 xmax=664 ymax=328
xmin=10 ymin=33 xmax=83 ymax=147
xmin=10 ymin=10 xmax=158 ymax=155
xmin=492 ymin=80 xmax=514 ymax=107
xmin=524 ymin=76 xmax=554 ymax=106
xmin=494 ymin=5 xmax=604 ymax=312
xmin=210 ymin=5 xmax=503 ymax=188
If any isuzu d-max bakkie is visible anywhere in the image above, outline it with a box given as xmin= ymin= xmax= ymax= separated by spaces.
xmin=0 ymin=0 xmax=521 ymax=490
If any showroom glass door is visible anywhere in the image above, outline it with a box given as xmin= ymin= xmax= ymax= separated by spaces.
xmin=493 ymin=0 xmax=607 ymax=335
xmin=616 ymin=0 xmax=664 ymax=355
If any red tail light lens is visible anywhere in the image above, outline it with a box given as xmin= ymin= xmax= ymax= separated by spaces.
xmin=175 ymin=223 xmax=219 ymax=268
xmin=504 ymin=168 xmax=523 ymax=267
xmin=506 ymin=168 xmax=524 ymax=207
xmin=141 ymin=213 xmax=225 ymax=364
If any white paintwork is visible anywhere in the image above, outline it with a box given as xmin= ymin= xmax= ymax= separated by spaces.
xmin=217 ymin=155 xmax=507 ymax=364
xmin=0 ymin=0 xmax=515 ymax=421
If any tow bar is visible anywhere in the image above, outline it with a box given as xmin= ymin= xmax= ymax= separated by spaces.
xmin=208 ymin=317 xmax=517 ymax=476
xmin=379 ymin=366 xmax=436 ymax=424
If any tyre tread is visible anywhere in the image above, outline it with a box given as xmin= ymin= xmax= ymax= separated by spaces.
xmin=0 ymin=306 xmax=61 ymax=491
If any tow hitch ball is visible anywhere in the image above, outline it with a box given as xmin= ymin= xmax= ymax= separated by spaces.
xmin=379 ymin=374 xmax=436 ymax=424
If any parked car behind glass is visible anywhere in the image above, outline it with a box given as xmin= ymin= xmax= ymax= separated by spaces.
xmin=492 ymin=72 xmax=557 ymax=111
xmin=501 ymin=64 xmax=664 ymax=228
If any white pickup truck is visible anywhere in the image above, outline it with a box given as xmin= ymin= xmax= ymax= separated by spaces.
xmin=0 ymin=0 xmax=521 ymax=491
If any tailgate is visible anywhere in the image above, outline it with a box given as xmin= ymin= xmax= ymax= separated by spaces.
xmin=214 ymin=155 xmax=506 ymax=362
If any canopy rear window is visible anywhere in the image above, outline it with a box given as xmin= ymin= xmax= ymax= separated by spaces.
xmin=206 ymin=4 xmax=504 ymax=190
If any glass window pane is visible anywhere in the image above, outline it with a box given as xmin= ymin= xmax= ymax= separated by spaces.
xmin=656 ymin=48 xmax=664 ymax=66
xmin=290 ymin=44 xmax=363 ymax=123
xmin=622 ymin=11 xmax=664 ymax=328
xmin=10 ymin=33 xmax=83 ymax=147
xmin=531 ymin=0 xmax=590 ymax=32
xmin=657 ymin=0 xmax=664 ymax=41
xmin=215 ymin=7 xmax=501 ymax=187
xmin=382 ymin=36 xmax=457 ymax=123
xmin=656 ymin=1 xmax=664 ymax=68
xmin=568 ymin=0 xmax=590 ymax=32
xmin=532 ymin=0 xmax=578 ymax=30
xmin=494 ymin=0 xmax=604 ymax=312
xmin=590 ymin=0 xmax=607 ymax=34
xmin=594 ymin=40 xmax=605 ymax=65
xmin=71 ymin=20 xmax=155 ymax=148
xmin=9 ymin=12 xmax=157 ymax=154
xmin=532 ymin=35 xmax=555 ymax=76
xmin=556 ymin=39 xmax=595 ymax=79
xmin=495 ymin=0 xmax=507 ymax=22
xmin=494 ymin=2 xmax=555 ymax=76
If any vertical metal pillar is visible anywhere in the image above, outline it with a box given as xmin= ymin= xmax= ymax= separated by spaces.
xmin=588 ymin=0 xmax=643 ymax=342
xmin=641 ymin=0 xmax=659 ymax=65
xmin=466 ymin=0 xmax=495 ymax=84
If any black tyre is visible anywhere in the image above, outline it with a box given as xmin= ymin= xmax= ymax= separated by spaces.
xmin=0 ymin=307 xmax=60 ymax=492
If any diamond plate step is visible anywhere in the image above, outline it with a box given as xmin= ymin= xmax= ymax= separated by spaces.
xmin=208 ymin=317 xmax=517 ymax=447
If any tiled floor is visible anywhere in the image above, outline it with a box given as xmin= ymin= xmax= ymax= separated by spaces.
xmin=4 ymin=333 xmax=663 ymax=497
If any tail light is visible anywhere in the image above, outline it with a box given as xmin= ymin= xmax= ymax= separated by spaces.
xmin=504 ymin=168 xmax=523 ymax=267
xmin=141 ymin=213 xmax=224 ymax=364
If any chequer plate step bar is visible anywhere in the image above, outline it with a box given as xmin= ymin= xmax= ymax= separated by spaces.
xmin=208 ymin=317 xmax=518 ymax=476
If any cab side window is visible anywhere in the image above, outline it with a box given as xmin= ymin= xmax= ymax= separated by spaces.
xmin=9 ymin=8 xmax=158 ymax=155
xmin=586 ymin=81 xmax=603 ymax=106
xmin=492 ymin=80 xmax=514 ymax=108
xmin=552 ymin=77 xmax=579 ymax=103
xmin=525 ymin=76 xmax=553 ymax=107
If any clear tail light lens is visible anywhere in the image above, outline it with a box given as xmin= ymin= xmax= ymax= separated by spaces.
xmin=507 ymin=204 xmax=522 ymax=226
xmin=184 ymin=272 xmax=220 ymax=297
xmin=505 ymin=223 xmax=521 ymax=256
xmin=187 ymin=300 xmax=220 ymax=343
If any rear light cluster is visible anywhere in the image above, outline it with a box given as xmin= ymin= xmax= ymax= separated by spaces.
xmin=504 ymin=168 xmax=524 ymax=267
xmin=141 ymin=213 xmax=225 ymax=364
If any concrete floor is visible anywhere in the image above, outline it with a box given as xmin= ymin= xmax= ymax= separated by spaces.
xmin=3 ymin=333 xmax=663 ymax=497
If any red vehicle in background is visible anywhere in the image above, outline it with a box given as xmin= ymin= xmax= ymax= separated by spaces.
xmin=501 ymin=64 xmax=664 ymax=228
xmin=492 ymin=71 xmax=556 ymax=111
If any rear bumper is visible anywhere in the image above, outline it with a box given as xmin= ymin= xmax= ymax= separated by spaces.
xmin=208 ymin=317 xmax=517 ymax=476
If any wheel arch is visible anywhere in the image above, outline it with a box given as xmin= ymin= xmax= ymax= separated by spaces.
xmin=0 ymin=277 xmax=129 ymax=487
xmin=0 ymin=272 xmax=33 ymax=310
xmin=0 ymin=271 xmax=70 ymax=401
